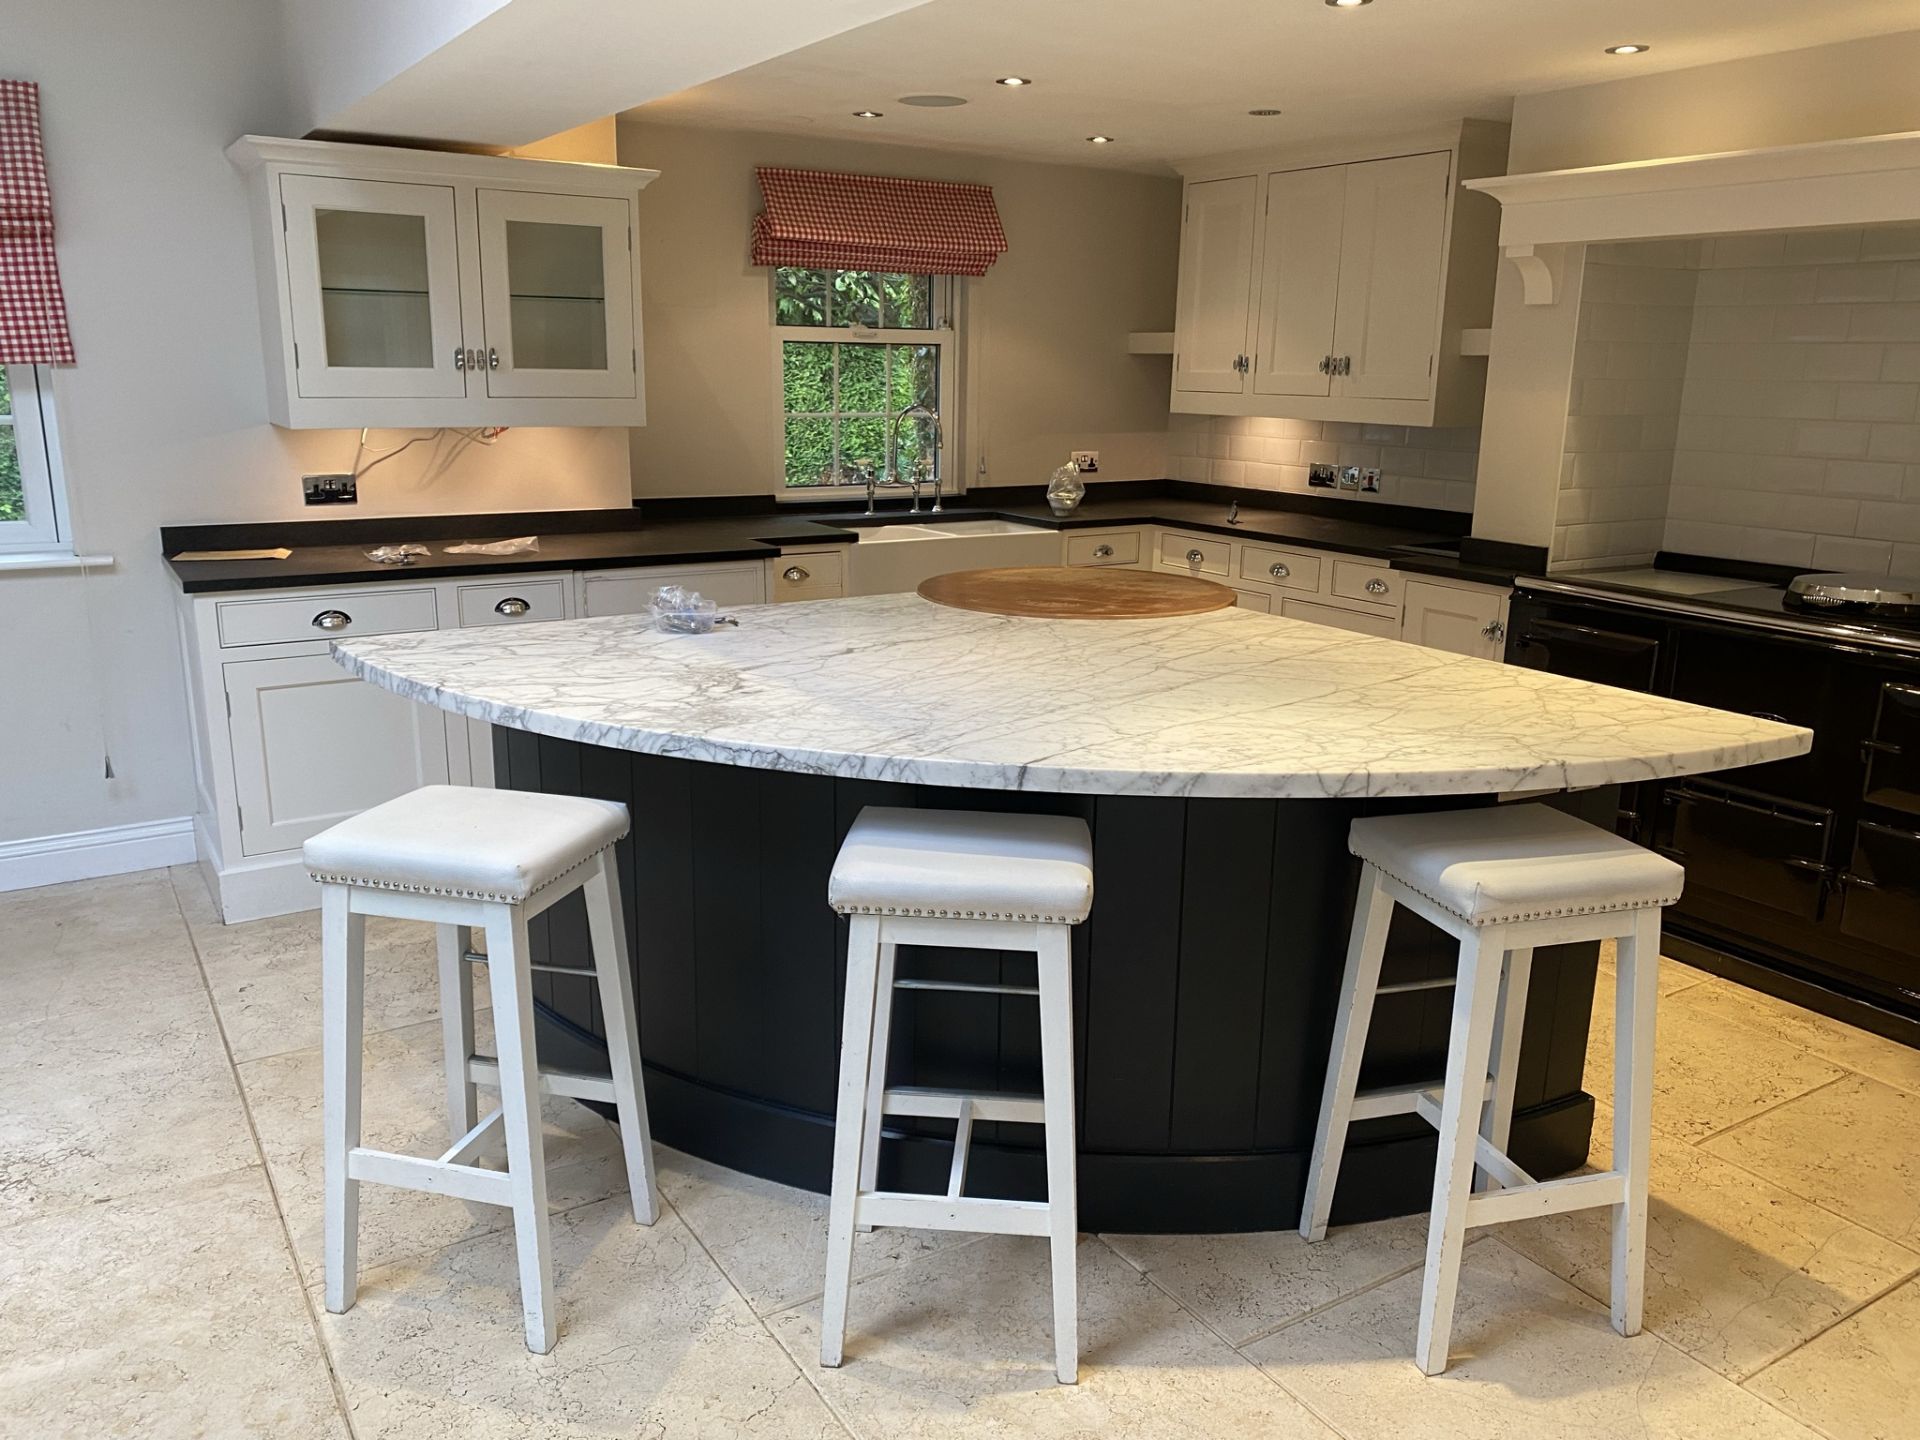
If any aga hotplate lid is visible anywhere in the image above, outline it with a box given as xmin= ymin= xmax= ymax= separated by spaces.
xmin=1786 ymin=571 xmax=1920 ymax=616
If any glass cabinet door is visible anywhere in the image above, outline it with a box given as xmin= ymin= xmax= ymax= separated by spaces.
xmin=279 ymin=175 xmax=468 ymax=399
xmin=476 ymin=189 xmax=636 ymax=399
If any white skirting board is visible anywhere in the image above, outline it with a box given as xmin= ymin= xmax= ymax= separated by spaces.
xmin=0 ymin=816 xmax=196 ymax=893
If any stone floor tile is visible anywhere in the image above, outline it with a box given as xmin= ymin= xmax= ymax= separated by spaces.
xmin=1247 ymin=1238 xmax=1823 ymax=1439
xmin=1102 ymin=1215 xmax=1431 ymax=1346
xmin=315 ymin=1197 xmax=845 ymax=1439
xmin=656 ymin=1143 xmax=975 ymax=1316
xmin=769 ymin=1234 xmax=1338 ymax=1438
xmin=1704 ymin=1074 xmax=1920 ymax=1249
xmin=1500 ymin=1132 xmax=1920 ymax=1380
xmin=1744 ymin=1274 xmax=1920 ymax=1440
xmin=238 ymin=1014 xmax=632 ymax=1282
xmin=0 ymin=1166 xmax=347 ymax=1438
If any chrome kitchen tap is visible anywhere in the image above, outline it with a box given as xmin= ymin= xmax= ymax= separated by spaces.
xmin=889 ymin=401 xmax=944 ymax=514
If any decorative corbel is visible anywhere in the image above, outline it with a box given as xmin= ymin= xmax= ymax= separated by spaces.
xmin=1505 ymin=245 xmax=1555 ymax=306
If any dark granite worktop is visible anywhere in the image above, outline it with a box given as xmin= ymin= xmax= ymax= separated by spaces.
xmin=164 ymin=482 xmax=1534 ymax=595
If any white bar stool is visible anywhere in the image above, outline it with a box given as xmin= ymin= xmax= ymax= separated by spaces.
xmin=304 ymin=785 xmax=659 ymax=1354
xmin=820 ymin=806 xmax=1093 ymax=1385
xmin=1299 ymin=803 xmax=1683 ymax=1376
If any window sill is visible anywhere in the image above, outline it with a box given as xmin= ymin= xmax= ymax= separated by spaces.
xmin=0 ymin=551 xmax=115 ymax=574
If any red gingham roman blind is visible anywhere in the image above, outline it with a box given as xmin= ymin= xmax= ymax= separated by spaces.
xmin=752 ymin=167 xmax=1007 ymax=278
xmin=0 ymin=80 xmax=75 ymax=365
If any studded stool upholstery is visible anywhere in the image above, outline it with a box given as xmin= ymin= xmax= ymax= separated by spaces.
xmin=1300 ymin=803 xmax=1683 ymax=1375
xmin=306 ymin=785 xmax=658 ymax=1354
xmin=820 ymin=806 xmax=1093 ymax=1384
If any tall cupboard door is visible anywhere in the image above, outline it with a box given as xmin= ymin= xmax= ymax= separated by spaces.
xmin=1251 ymin=164 xmax=1345 ymax=398
xmin=279 ymin=175 xmax=469 ymax=400
xmin=477 ymin=189 xmax=637 ymax=399
xmin=1172 ymin=176 xmax=1258 ymax=395
xmin=1329 ymin=151 xmax=1451 ymax=402
xmin=224 ymin=655 xmax=450 ymax=856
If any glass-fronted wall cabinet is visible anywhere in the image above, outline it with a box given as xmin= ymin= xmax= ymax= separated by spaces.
xmin=230 ymin=136 xmax=657 ymax=428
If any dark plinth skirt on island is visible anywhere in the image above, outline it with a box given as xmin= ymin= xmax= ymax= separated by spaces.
xmin=499 ymin=728 xmax=1608 ymax=1233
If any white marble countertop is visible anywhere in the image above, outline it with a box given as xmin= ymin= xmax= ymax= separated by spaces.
xmin=334 ymin=593 xmax=1812 ymax=799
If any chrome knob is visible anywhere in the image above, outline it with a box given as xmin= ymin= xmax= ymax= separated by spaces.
xmin=494 ymin=596 xmax=531 ymax=617
xmin=311 ymin=610 xmax=351 ymax=631
xmin=1269 ymin=562 xmax=1289 ymax=579
xmin=453 ymin=347 xmax=467 ymax=372
xmin=1365 ymin=578 xmax=1389 ymax=595
xmin=783 ymin=565 xmax=809 ymax=582
xmin=1185 ymin=548 xmax=1205 ymax=565
xmin=1480 ymin=619 xmax=1506 ymax=642
xmin=1093 ymin=544 xmax=1114 ymax=559
xmin=488 ymin=347 xmax=499 ymax=370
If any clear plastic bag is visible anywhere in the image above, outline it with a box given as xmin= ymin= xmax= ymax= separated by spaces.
xmin=649 ymin=584 xmax=739 ymax=634
xmin=363 ymin=543 xmax=429 ymax=565
xmin=443 ymin=536 xmax=540 ymax=556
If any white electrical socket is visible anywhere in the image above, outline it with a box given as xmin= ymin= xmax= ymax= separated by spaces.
xmin=1070 ymin=450 xmax=1100 ymax=474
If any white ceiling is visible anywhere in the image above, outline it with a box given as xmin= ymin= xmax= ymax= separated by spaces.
xmin=626 ymin=0 xmax=1920 ymax=173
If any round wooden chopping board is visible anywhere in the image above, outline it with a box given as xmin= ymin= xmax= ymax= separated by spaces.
xmin=917 ymin=565 xmax=1237 ymax=619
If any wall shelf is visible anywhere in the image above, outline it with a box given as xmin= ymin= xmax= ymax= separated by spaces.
xmin=1127 ymin=330 xmax=1174 ymax=355
xmin=1458 ymin=327 xmax=1493 ymax=357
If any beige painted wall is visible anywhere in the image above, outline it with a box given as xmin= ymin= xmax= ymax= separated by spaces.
xmin=2 ymin=0 xmax=632 ymax=851
xmin=617 ymin=120 xmax=1180 ymax=499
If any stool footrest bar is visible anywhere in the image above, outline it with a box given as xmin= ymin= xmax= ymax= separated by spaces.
xmin=1472 ymin=1136 xmax=1535 ymax=1192
xmin=347 ymin=1147 xmax=513 ymax=1206
xmin=855 ymin=1191 xmax=1052 ymax=1236
xmin=1375 ymin=976 xmax=1456 ymax=994
xmin=1351 ymin=1076 xmax=1492 ymax=1122
xmin=468 ymin=1055 xmax=616 ymax=1104
xmin=437 ymin=1106 xmax=504 ymax=1167
xmin=881 ymin=1086 xmax=1045 ymax=1124
xmin=1466 ymin=1170 xmax=1625 ymax=1227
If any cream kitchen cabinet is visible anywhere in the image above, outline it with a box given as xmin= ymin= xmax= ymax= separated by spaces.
xmin=229 ymin=136 xmax=656 ymax=429
xmin=579 ymin=560 xmax=767 ymax=617
xmin=1172 ymin=120 xmax=1507 ymax=428
xmin=1399 ymin=576 xmax=1510 ymax=659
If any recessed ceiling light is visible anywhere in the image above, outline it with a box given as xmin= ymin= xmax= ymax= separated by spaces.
xmin=1087 ymin=135 xmax=1115 ymax=144
xmin=899 ymin=94 xmax=969 ymax=107
xmin=1248 ymin=108 xmax=1283 ymax=117
xmin=996 ymin=76 xmax=1031 ymax=87
xmin=1604 ymin=43 xmax=1650 ymax=55
xmin=1325 ymin=0 xmax=1372 ymax=8
xmin=852 ymin=110 xmax=883 ymax=118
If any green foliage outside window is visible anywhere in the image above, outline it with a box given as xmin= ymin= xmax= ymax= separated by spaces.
xmin=0 ymin=367 xmax=22 ymax=524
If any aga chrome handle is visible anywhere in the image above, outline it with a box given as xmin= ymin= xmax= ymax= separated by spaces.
xmin=488 ymin=347 xmax=499 ymax=370
xmin=494 ymin=596 xmax=531 ymax=617
xmin=1185 ymin=548 xmax=1206 ymax=565
xmin=1338 ymin=355 xmax=1353 ymax=376
xmin=311 ymin=609 xmax=352 ymax=632
xmin=1318 ymin=355 xmax=1331 ymax=375
xmin=782 ymin=565 xmax=809 ymax=582
xmin=453 ymin=347 xmax=467 ymax=372
xmin=1269 ymin=562 xmax=1290 ymax=579
xmin=1364 ymin=577 xmax=1390 ymax=595
xmin=1092 ymin=544 xmax=1115 ymax=559
xmin=1480 ymin=619 xmax=1506 ymax=642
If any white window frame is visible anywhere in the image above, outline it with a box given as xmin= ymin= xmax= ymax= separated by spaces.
xmin=768 ymin=270 xmax=960 ymax=504
xmin=0 ymin=364 xmax=71 ymax=554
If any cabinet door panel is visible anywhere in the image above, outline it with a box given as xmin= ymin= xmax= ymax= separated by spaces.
xmin=225 ymin=654 xmax=449 ymax=856
xmin=1251 ymin=164 xmax=1344 ymax=397
xmin=1401 ymin=579 xmax=1505 ymax=659
xmin=1330 ymin=151 xmax=1450 ymax=402
xmin=1839 ymin=821 xmax=1920 ymax=962
xmin=280 ymin=175 xmax=467 ymax=400
xmin=1281 ymin=597 xmax=1400 ymax=638
xmin=478 ymin=189 xmax=637 ymax=399
xmin=1172 ymin=176 xmax=1258 ymax=395
xmin=1863 ymin=682 xmax=1920 ymax=818
xmin=1655 ymin=780 xmax=1832 ymax=923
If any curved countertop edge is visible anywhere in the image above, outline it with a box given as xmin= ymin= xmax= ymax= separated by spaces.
xmin=334 ymin=627 xmax=1813 ymax=802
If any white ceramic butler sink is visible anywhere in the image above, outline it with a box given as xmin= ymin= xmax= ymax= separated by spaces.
xmin=847 ymin=517 xmax=1060 ymax=595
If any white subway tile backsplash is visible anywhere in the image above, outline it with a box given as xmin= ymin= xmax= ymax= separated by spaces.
xmin=1869 ymin=423 xmax=1920 ymax=462
xmin=1816 ymin=264 xmax=1902 ymax=303
xmin=1170 ymin=415 xmax=1476 ymax=513
xmin=1825 ymin=459 xmax=1908 ymax=499
xmin=1785 ymin=229 xmax=1865 ymax=265
xmin=1806 ymin=343 xmax=1887 ymax=381
xmin=1812 ymin=534 xmax=1895 ymax=571
xmin=1856 ymin=501 xmax=1920 ymax=542
xmin=1795 ymin=421 xmax=1873 ymax=458
xmin=1708 ymin=233 xmax=1788 ymax=268
xmin=1884 ymin=345 xmax=1920 ymax=382
xmin=1836 ymin=384 xmax=1920 ymax=422
xmin=1850 ymin=304 xmax=1920 ymax=342
xmin=1861 ymin=226 xmax=1920 ymax=263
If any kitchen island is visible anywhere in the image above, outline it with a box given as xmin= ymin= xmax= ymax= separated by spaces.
xmin=335 ymin=594 xmax=1808 ymax=1231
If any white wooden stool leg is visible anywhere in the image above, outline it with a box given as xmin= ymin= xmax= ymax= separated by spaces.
xmin=584 ymin=852 xmax=658 ymax=1227
xmin=1610 ymin=910 xmax=1660 ymax=1338
xmin=855 ymin=940 xmax=897 ymax=1232
xmin=437 ymin=922 xmax=478 ymax=1145
xmin=1416 ymin=929 xmax=1506 ymax=1377
xmin=322 ymin=884 xmax=366 ymax=1315
xmin=484 ymin=903 xmax=558 ymax=1354
xmin=1036 ymin=925 xmax=1080 ymax=1385
xmin=1301 ymin=865 xmax=1395 ymax=1242
xmin=1476 ymin=945 xmax=1534 ymax=1193
xmin=821 ymin=915 xmax=884 ymax=1368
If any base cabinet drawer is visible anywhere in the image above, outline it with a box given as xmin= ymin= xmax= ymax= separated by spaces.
xmin=1232 ymin=588 xmax=1272 ymax=613
xmin=1238 ymin=543 xmax=1322 ymax=594
xmin=1656 ymin=781 xmax=1832 ymax=922
xmin=1328 ymin=558 xmax=1401 ymax=609
xmin=216 ymin=586 xmax=438 ymax=647
xmin=1066 ymin=531 xmax=1142 ymax=567
xmin=767 ymin=550 xmax=847 ymax=601
xmin=1839 ymin=821 xmax=1920 ymax=954
xmin=581 ymin=562 xmax=768 ymax=617
xmin=1281 ymin=597 xmax=1400 ymax=638
xmin=1157 ymin=531 xmax=1231 ymax=577
xmin=455 ymin=577 xmax=569 ymax=628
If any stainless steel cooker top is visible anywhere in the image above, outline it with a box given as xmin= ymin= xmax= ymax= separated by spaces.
xmin=1785 ymin=571 xmax=1920 ymax=616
